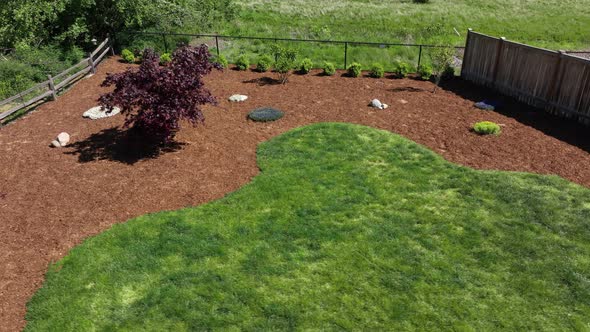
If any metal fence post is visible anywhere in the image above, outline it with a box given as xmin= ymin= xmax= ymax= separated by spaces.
xmin=344 ymin=42 xmax=348 ymax=69
xmin=417 ymin=45 xmax=423 ymax=68
xmin=47 ymin=75 xmax=57 ymax=100
xmin=162 ymin=33 xmax=169 ymax=53
xmin=215 ymin=36 xmax=220 ymax=56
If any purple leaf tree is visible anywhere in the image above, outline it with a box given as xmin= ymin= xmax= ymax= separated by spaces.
xmin=99 ymin=45 xmax=220 ymax=143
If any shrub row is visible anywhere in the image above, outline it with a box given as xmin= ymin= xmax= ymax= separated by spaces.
xmin=120 ymin=48 xmax=455 ymax=82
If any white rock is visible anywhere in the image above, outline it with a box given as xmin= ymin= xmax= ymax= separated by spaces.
xmin=83 ymin=106 xmax=121 ymax=120
xmin=51 ymin=140 xmax=61 ymax=148
xmin=228 ymin=94 xmax=248 ymax=102
xmin=370 ymin=99 xmax=388 ymax=110
xmin=57 ymin=132 xmax=70 ymax=146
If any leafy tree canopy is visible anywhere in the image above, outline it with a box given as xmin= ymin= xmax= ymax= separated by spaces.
xmin=0 ymin=0 xmax=236 ymax=47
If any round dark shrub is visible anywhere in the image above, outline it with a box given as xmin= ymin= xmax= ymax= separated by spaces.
xmin=121 ymin=49 xmax=135 ymax=63
xmin=323 ymin=62 xmax=336 ymax=76
xmin=235 ymin=55 xmax=250 ymax=71
xmin=256 ymin=55 xmax=273 ymax=72
xmin=417 ymin=64 xmax=433 ymax=80
xmin=159 ymin=53 xmax=172 ymax=66
xmin=347 ymin=62 xmax=362 ymax=77
xmin=369 ymin=63 xmax=384 ymax=78
xmin=248 ymin=107 xmax=284 ymax=122
xmin=473 ymin=121 xmax=501 ymax=135
xmin=211 ymin=54 xmax=228 ymax=69
xmin=299 ymin=58 xmax=313 ymax=74
xmin=393 ymin=60 xmax=412 ymax=78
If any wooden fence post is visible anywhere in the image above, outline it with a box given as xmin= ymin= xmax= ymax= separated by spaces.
xmin=491 ymin=36 xmax=506 ymax=86
xmin=460 ymin=28 xmax=473 ymax=77
xmin=547 ymin=50 xmax=566 ymax=105
xmin=47 ymin=75 xmax=57 ymax=100
xmin=88 ymin=53 xmax=96 ymax=74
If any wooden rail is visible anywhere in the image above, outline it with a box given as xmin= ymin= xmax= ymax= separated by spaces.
xmin=0 ymin=37 xmax=113 ymax=122
xmin=461 ymin=30 xmax=590 ymax=125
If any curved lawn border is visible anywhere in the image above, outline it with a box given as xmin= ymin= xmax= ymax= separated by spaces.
xmin=26 ymin=123 xmax=590 ymax=331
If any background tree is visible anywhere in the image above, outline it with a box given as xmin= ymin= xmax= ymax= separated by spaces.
xmin=0 ymin=0 xmax=236 ymax=48
xmin=99 ymin=45 xmax=220 ymax=143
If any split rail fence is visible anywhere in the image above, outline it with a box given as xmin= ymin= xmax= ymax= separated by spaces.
xmin=0 ymin=37 xmax=113 ymax=122
xmin=461 ymin=29 xmax=590 ymax=125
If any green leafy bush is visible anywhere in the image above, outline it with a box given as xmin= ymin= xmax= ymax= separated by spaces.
xmin=369 ymin=63 xmax=384 ymax=78
xmin=248 ymin=107 xmax=284 ymax=122
xmin=0 ymin=69 xmax=36 ymax=99
xmin=299 ymin=58 xmax=313 ymax=74
xmin=323 ymin=62 xmax=336 ymax=76
xmin=473 ymin=121 xmax=501 ymax=135
xmin=235 ymin=55 xmax=250 ymax=71
xmin=121 ymin=49 xmax=135 ymax=63
xmin=255 ymin=55 xmax=273 ymax=72
xmin=417 ymin=64 xmax=433 ymax=80
xmin=159 ymin=53 xmax=172 ymax=65
xmin=211 ymin=54 xmax=228 ymax=69
xmin=393 ymin=61 xmax=412 ymax=78
xmin=347 ymin=62 xmax=362 ymax=77
xmin=270 ymin=44 xmax=298 ymax=84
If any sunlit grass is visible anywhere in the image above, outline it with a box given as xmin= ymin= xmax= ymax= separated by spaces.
xmin=26 ymin=123 xmax=590 ymax=331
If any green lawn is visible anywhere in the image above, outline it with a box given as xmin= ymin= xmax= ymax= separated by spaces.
xmin=26 ymin=123 xmax=590 ymax=331
xmin=198 ymin=0 xmax=590 ymax=70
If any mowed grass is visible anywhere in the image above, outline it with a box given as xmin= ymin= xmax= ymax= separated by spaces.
xmin=26 ymin=123 xmax=590 ymax=330
xmin=209 ymin=0 xmax=590 ymax=69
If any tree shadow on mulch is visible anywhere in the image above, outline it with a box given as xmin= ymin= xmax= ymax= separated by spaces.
xmin=390 ymin=86 xmax=427 ymax=93
xmin=66 ymin=127 xmax=185 ymax=165
xmin=439 ymin=78 xmax=590 ymax=154
xmin=242 ymin=76 xmax=281 ymax=86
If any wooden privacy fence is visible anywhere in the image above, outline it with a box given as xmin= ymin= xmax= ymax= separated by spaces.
xmin=461 ymin=29 xmax=590 ymax=125
xmin=0 ymin=37 xmax=113 ymax=122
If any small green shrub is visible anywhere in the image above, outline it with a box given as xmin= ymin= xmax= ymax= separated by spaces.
xmin=369 ymin=63 xmax=384 ymax=78
xmin=473 ymin=121 xmax=501 ymax=135
xmin=299 ymin=58 xmax=313 ymax=74
xmin=121 ymin=49 xmax=135 ymax=63
xmin=347 ymin=62 xmax=362 ymax=77
xmin=255 ymin=55 xmax=273 ymax=72
xmin=248 ymin=107 xmax=284 ymax=122
xmin=270 ymin=44 xmax=298 ymax=83
xmin=159 ymin=53 xmax=172 ymax=65
xmin=235 ymin=55 xmax=250 ymax=71
xmin=323 ymin=62 xmax=336 ymax=76
xmin=212 ymin=54 xmax=228 ymax=69
xmin=417 ymin=64 xmax=433 ymax=80
xmin=393 ymin=61 xmax=412 ymax=78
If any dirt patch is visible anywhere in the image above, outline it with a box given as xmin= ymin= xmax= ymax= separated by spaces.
xmin=1 ymin=57 xmax=589 ymax=331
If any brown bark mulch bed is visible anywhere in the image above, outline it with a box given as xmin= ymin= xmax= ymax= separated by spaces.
xmin=1 ymin=57 xmax=589 ymax=331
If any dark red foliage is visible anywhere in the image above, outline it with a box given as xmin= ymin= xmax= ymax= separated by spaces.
xmin=99 ymin=45 xmax=221 ymax=143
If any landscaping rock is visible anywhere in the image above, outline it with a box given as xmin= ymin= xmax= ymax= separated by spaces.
xmin=83 ymin=106 xmax=121 ymax=120
xmin=50 ymin=140 xmax=61 ymax=148
xmin=57 ymin=132 xmax=70 ymax=146
xmin=370 ymin=99 xmax=389 ymax=110
xmin=474 ymin=101 xmax=498 ymax=111
xmin=229 ymin=94 xmax=248 ymax=102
